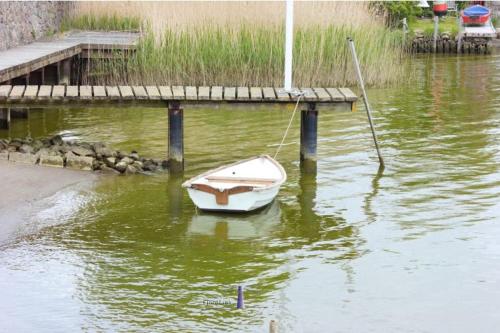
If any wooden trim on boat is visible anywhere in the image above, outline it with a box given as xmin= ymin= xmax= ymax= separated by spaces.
xmin=205 ymin=176 xmax=276 ymax=185
xmin=192 ymin=184 xmax=254 ymax=205
xmin=182 ymin=155 xmax=287 ymax=190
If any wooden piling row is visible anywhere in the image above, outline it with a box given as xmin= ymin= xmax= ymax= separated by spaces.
xmin=411 ymin=38 xmax=491 ymax=54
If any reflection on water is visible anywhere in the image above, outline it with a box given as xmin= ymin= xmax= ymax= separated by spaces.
xmin=2 ymin=54 xmax=500 ymax=332
xmin=189 ymin=202 xmax=281 ymax=240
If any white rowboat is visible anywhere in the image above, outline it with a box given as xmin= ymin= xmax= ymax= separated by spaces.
xmin=182 ymin=155 xmax=286 ymax=212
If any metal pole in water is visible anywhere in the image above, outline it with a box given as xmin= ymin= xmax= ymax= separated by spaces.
xmin=347 ymin=38 xmax=385 ymax=167
xmin=433 ymin=15 xmax=439 ymax=53
xmin=300 ymin=102 xmax=318 ymax=174
xmin=283 ymin=0 xmax=294 ymax=91
xmin=168 ymin=101 xmax=184 ymax=173
xmin=236 ymin=285 xmax=244 ymax=309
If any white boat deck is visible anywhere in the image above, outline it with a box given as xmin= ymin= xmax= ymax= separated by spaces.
xmin=460 ymin=20 xmax=497 ymax=38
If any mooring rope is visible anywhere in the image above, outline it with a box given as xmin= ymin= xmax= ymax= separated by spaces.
xmin=273 ymin=90 xmax=304 ymax=159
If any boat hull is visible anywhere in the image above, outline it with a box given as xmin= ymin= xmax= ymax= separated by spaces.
xmin=183 ymin=155 xmax=286 ymax=213
xmin=187 ymin=185 xmax=280 ymax=212
xmin=462 ymin=15 xmax=490 ymax=25
xmin=462 ymin=5 xmax=491 ymax=25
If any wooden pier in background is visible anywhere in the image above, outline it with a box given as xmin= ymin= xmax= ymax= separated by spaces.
xmin=0 ymin=84 xmax=357 ymax=172
xmin=0 ymin=31 xmax=139 ymax=85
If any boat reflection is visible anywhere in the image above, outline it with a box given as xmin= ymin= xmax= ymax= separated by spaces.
xmin=188 ymin=201 xmax=281 ymax=240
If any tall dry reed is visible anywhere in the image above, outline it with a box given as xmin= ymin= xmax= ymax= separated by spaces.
xmin=72 ymin=1 xmax=382 ymax=32
xmin=69 ymin=1 xmax=408 ymax=87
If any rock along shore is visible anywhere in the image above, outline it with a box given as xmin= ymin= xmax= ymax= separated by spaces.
xmin=0 ymin=135 xmax=168 ymax=174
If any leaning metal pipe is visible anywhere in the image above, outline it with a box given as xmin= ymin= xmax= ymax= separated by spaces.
xmin=347 ymin=37 xmax=385 ymax=167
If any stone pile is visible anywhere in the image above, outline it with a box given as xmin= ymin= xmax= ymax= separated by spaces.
xmin=0 ymin=135 xmax=168 ymax=174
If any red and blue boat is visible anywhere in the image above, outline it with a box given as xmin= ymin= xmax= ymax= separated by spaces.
xmin=461 ymin=5 xmax=491 ymax=25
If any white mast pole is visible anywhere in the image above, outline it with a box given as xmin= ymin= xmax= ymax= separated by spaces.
xmin=284 ymin=0 xmax=294 ymax=91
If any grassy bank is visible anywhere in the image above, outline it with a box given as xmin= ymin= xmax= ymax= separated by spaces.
xmin=410 ymin=16 xmax=459 ymax=37
xmin=67 ymin=2 xmax=409 ymax=87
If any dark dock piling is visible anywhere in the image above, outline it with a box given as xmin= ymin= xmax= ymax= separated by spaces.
xmin=300 ymin=102 xmax=318 ymax=173
xmin=10 ymin=108 xmax=28 ymax=119
xmin=59 ymin=58 xmax=72 ymax=85
xmin=0 ymin=108 xmax=10 ymax=129
xmin=168 ymin=101 xmax=184 ymax=173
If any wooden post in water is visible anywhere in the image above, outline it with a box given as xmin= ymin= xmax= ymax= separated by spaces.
xmin=59 ymin=58 xmax=72 ymax=85
xmin=168 ymin=101 xmax=184 ymax=173
xmin=10 ymin=108 xmax=28 ymax=119
xmin=269 ymin=320 xmax=278 ymax=333
xmin=433 ymin=15 xmax=439 ymax=53
xmin=43 ymin=64 xmax=58 ymax=85
xmin=0 ymin=108 xmax=11 ymax=129
xmin=300 ymin=102 xmax=318 ymax=173
xmin=402 ymin=17 xmax=408 ymax=45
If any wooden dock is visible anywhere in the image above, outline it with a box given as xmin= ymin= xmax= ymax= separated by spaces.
xmin=0 ymin=85 xmax=356 ymax=107
xmin=0 ymin=32 xmax=140 ymax=84
xmin=0 ymin=84 xmax=357 ymax=173
xmin=0 ymin=32 xmax=358 ymax=173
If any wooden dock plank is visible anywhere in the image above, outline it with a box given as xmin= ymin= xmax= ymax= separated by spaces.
xmin=0 ymin=85 xmax=357 ymax=105
xmin=93 ymin=86 xmax=107 ymax=98
xmin=66 ymin=85 xmax=78 ymax=98
xmin=313 ymin=88 xmax=332 ymax=102
xmin=37 ymin=85 xmax=52 ymax=98
xmin=224 ymin=87 xmax=236 ymax=101
xmin=51 ymin=85 xmax=65 ymax=98
xmin=250 ymin=87 xmax=262 ymax=100
xmin=211 ymin=86 xmax=223 ymax=100
xmin=237 ymin=87 xmax=249 ymax=101
xmin=198 ymin=86 xmax=210 ymax=100
xmin=325 ymin=88 xmax=345 ymax=102
xmin=158 ymin=86 xmax=173 ymax=100
xmin=23 ymin=85 xmax=38 ymax=99
xmin=275 ymin=88 xmax=291 ymax=101
xmin=145 ymin=86 xmax=160 ymax=100
xmin=338 ymin=88 xmax=357 ymax=102
xmin=185 ymin=86 xmax=197 ymax=100
xmin=119 ymin=86 xmax=134 ymax=99
xmin=132 ymin=86 xmax=148 ymax=99
xmin=106 ymin=86 xmax=120 ymax=99
xmin=262 ymin=87 xmax=276 ymax=100
xmin=172 ymin=86 xmax=185 ymax=100
xmin=9 ymin=85 xmax=26 ymax=99
xmin=80 ymin=86 xmax=92 ymax=99
xmin=0 ymin=85 xmax=11 ymax=99
xmin=300 ymin=88 xmax=317 ymax=101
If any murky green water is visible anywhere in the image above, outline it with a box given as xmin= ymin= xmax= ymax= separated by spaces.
xmin=1 ymin=54 xmax=500 ymax=332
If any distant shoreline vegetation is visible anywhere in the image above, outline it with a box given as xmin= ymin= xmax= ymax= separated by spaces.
xmin=63 ymin=3 xmax=409 ymax=87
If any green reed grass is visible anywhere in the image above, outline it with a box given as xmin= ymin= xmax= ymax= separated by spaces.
xmin=61 ymin=14 xmax=141 ymax=32
xmin=85 ymin=23 xmax=407 ymax=87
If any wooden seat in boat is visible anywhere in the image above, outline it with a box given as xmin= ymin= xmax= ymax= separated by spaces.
xmin=205 ymin=175 xmax=276 ymax=185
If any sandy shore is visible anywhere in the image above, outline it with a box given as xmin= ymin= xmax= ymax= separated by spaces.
xmin=0 ymin=161 xmax=98 ymax=244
